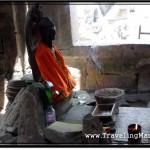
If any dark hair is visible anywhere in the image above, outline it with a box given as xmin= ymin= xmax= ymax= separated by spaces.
xmin=39 ymin=17 xmax=55 ymax=36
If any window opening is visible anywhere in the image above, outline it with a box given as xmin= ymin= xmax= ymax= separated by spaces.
xmin=70 ymin=3 xmax=150 ymax=46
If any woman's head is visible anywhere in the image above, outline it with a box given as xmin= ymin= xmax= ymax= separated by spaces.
xmin=39 ymin=17 xmax=56 ymax=41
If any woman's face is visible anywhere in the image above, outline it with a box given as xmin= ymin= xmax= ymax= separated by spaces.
xmin=46 ymin=25 xmax=56 ymax=41
xmin=39 ymin=19 xmax=56 ymax=42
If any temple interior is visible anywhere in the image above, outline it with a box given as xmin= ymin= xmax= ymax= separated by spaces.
xmin=0 ymin=2 xmax=150 ymax=145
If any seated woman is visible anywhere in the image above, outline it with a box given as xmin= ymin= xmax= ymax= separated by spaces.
xmin=35 ymin=17 xmax=76 ymax=104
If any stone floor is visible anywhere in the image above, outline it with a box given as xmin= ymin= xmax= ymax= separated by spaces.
xmin=0 ymin=89 xmax=150 ymax=144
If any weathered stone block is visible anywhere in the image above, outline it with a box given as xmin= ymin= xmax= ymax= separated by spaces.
xmin=125 ymin=93 xmax=150 ymax=102
xmin=0 ymin=87 xmax=26 ymax=134
xmin=54 ymin=90 xmax=90 ymax=118
xmin=86 ymin=73 xmax=136 ymax=91
xmin=0 ymin=130 xmax=17 ymax=144
xmin=138 ymin=73 xmax=150 ymax=92
xmin=44 ymin=121 xmax=82 ymax=144
xmin=82 ymin=114 xmax=110 ymax=144
xmin=0 ymin=82 xmax=46 ymax=144
xmin=99 ymin=74 xmax=136 ymax=90
xmin=17 ymin=83 xmax=46 ymax=144
xmin=58 ymin=105 xmax=94 ymax=124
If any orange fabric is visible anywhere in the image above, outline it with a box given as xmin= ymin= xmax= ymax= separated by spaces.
xmin=35 ymin=42 xmax=76 ymax=102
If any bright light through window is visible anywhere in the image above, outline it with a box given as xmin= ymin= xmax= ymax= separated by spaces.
xmin=70 ymin=3 xmax=150 ymax=46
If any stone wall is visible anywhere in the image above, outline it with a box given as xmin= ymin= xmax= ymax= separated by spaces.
xmin=41 ymin=3 xmax=150 ymax=93
xmin=41 ymin=2 xmax=72 ymax=50
xmin=1 ymin=3 xmax=150 ymax=96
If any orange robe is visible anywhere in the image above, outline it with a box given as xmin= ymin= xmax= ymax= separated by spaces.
xmin=35 ymin=42 xmax=76 ymax=102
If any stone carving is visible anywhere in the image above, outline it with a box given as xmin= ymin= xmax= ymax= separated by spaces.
xmin=0 ymin=83 xmax=46 ymax=144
